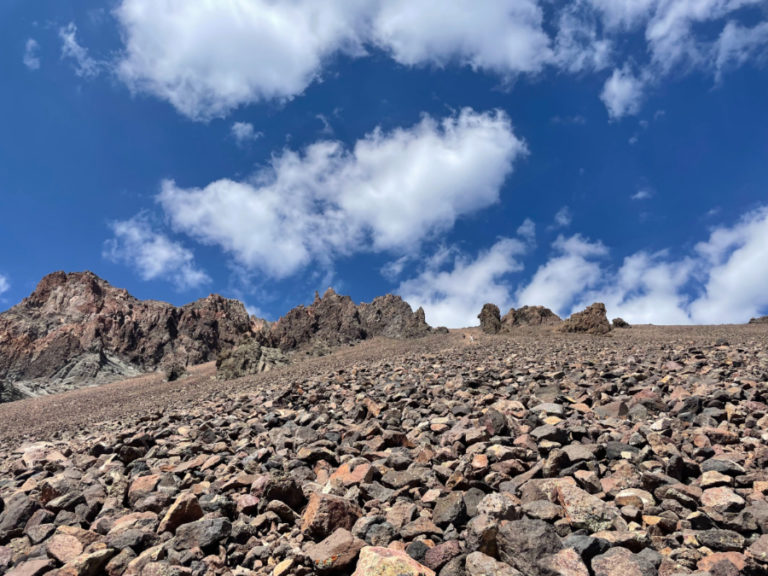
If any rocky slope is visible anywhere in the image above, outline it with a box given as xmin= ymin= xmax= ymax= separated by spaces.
xmin=0 ymin=274 xmax=435 ymax=402
xmin=1 ymin=325 xmax=768 ymax=575
xmin=0 ymin=272 xmax=254 ymax=401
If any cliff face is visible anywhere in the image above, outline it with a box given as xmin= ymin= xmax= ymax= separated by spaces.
xmin=266 ymin=288 xmax=433 ymax=352
xmin=0 ymin=271 xmax=253 ymax=400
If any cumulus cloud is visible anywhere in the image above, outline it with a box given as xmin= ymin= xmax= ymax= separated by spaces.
xmin=516 ymin=234 xmax=608 ymax=316
xmin=0 ymin=274 xmax=9 ymax=297
xmin=519 ymin=205 xmax=768 ymax=324
xmin=601 ymin=66 xmax=645 ymax=119
xmin=23 ymin=38 xmax=40 ymax=70
xmin=371 ymin=0 xmax=551 ymax=73
xmin=158 ymin=109 xmax=526 ymax=278
xmin=115 ymin=0 xmax=370 ymax=120
xmin=104 ymin=215 xmax=210 ymax=289
xmin=231 ymin=122 xmax=262 ymax=144
xmin=59 ymin=23 xmax=102 ymax=78
xmin=631 ymin=189 xmax=653 ymax=200
xmin=398 ymin=238 xmax=526 ymax=328
xmin=106 ymin=0 xmax=768 ymax=119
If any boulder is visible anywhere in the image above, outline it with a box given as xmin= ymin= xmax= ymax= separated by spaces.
xmin=478 ymin=304 xmax=502 ymax=334
xmin=612 ymin=317 xmax=630 ymax=328
xmin=215 ymin=339 xmax=288 ymax=380
xmin=502 ymin=306 xmax=562 ymax=329
xmin=558 ymin=303 xmax=612 ymax=335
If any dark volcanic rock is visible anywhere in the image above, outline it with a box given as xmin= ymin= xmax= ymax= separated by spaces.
xmin=558 ymin=302 xmax=612 ymax=335
xmin=612 ymin=317 xmax=630 ymax=328
xmin=478 ymin=304 xmax=502 ymax=334
xmin=502 ymin=305 xmax=562 ymax=329
xmin=268 ymin=288 xmax=432 ymax=352
xmin=0 ymin=271 xmax=254 ymax=399
xmin=749 ymin=315 xmax=768 ymax=324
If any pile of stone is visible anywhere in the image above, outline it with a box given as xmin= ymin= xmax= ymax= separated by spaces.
xmin=1 ymin=324 xmax=768 ymax=575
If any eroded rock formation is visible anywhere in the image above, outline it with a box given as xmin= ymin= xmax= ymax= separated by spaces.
xmin=559 ymin=302 xmax=612 ymax=335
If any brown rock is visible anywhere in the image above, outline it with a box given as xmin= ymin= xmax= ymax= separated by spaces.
xmin=558 ymin=303 xmax=611 ymax=335
xmin=351 ymin=546 xmax=435 ymax=576
xmin=5 ymin=558 xmax=53 ymax=576
xmin=0 ymin=271 xmax=254 ymax=400
xmin=542 ymin=548 xmax=590 ymax=576
xmin=478 ymin=304 xmax=502 ymax=334
xmin=301 ymin=493 xmax=363 ymax=540
xmin=157 ymin=492 xmax=203 ymax=534
xmin=502 ymin=306 xmax=561 ymax=329
xmin=305 ymin=528 xmax=365 ymax=572
xmin=45 ymin=532 xmax=84 ymax=563
xmin=591 ymin=547 xmax=656 ymax=576
xmin=465 ymin=552 xmax=522 ymax=576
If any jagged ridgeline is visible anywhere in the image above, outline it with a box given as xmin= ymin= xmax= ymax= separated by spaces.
xmin=0 ymin=273 xmax=437 ymax=402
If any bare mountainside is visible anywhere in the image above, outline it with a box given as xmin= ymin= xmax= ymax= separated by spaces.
xmin=0 ymin=272 xmax=433 ymax=403
xmin=1 ymin=325 xmax=768 ymax=575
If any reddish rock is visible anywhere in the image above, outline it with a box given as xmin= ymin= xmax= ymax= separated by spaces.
xmin=423 ymin=540 xmax=461 ymax=571
xmin=45 ymin=532 xmax=84 ymax=563
xmin=301 ymin=493 xmax=362 ymax=540
xmin=351 ymin=546 xmax=435 ymax=576
xmin=157 ymin=492 xmax=203 ymax=534
xmin=5 ymin=558 xmax=53 ymax=576
xmin=478 ymin=304 xmax=502 ymax=334
xmin=558 ymin=303 xmax=612 ymax=335
xmin=304 ymin=528 xmax=365 ymax=572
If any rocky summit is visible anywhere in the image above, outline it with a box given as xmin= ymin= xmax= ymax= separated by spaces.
xmin=0 ymin=271 xmax=254 ymax=402
xmin=1 ymin=323 xmax=768 ymax=575
xmin=0 ymin=273 xmax=435 ymax=403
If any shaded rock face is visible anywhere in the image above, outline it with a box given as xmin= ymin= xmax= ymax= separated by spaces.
xmin=216 ymin=340 xmax=289 ymax=380
xmin=612 ymin=317 xmax=631 ymax=329
xmin=478 ymin=304 xmax=502 ymax=334
xmin=559 ymin=303 xmax=612 ymax=335
xmin=502 ymin=306 xmax=561 ymax=329
xmin=749 ymin=316 xmax=768 ymax=324
xmin=0 ymin=271 xmax=253 ymax=400
xmin=266 ymin=288 xmax=432 ymax=352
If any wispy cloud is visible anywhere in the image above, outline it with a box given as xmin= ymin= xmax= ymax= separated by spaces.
xmin=59 ymin=23 xmax=102 ymax=78
xmin=23 ymin=38 xmax=41 ymax=70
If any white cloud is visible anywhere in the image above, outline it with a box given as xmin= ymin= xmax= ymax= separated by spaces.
xmin=689 ymin=206 xmax=768 ymax=323
xmin=516 ymin=234 xmax=608 ymax=315
xmin=553 ymin=206 xmax=573 ymax=228
xmin=104 ymin=215 xmax=210 ymax=289
xmin=316 ymin=114 xmax=334 ymax=135
xmin=632 ymin=189 xmax=653 ymax=200
xmin=371 ymin=0 xmax=551 ymax=74
xmin=381 ymin=256 xmax=410 ymax=281
xmin=398 ymin=238 xmax=526 ymax=328
xmin=0 ymin=274 xmax=9 ymax=297
xmin=715 ymin=20 xmax=768 ymax=80
xmin=115 ymin=0 xmax=370 ymax=120
xmin=231 ymin=122 xmax=262 ymax=144
xmin=59 ymin=23 xmax=102 ymax=78
xmin=519 ymin=205 xmax=768 ymax=324
xmin=517 ymin=218 xmax=536 ymax=244
xmin=158 ymin=109 xmax=526 ymax=278
xmin=107 ymin=0 xmax=768 ymax=120
xmin=601 ymin=65 xmax=645 ymax=118
xmin=23 ymin=38 xmax=41 ymax=70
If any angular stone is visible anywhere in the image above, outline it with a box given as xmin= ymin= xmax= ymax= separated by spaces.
xmin=305 ymin=528 xmax=365 ymax=572
xmin=497 ymin=519 xmax=563 ymax=576
xmin=591 ymin=547 xmax=656 ymax=576
xmin=5 ymin=558 xmax=53 ymax=576
xmin=173 ymin=517 xmax=231 ymax=551
xmin=157 ymin=492 xmax=203 ymax=534
xmin=556 ymin=483 xmax=620 ymax=532
xmin=541 ymin=548 xmax=590 ymax=576
xmin=45 ymin=532 xmax=84 ymax=563
xmin=351 ymin=546 xmax=435 ymax=576
xmin=301 ymin=493 xmax=362 ymax=540
xmin=465 ymin=552 xmax=523 ymax=576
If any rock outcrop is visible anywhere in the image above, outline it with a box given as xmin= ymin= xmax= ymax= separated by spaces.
xmin=612 ymin=317 xmax=631 ymax=328
xmin=749 ymin=316 xmax=768 ymax=324
xmin=0 ymin=271 xmax=254 ymax=400
xmin=216 ymin=339 xmax=289 ymax=380
xmin=502 ymin=305 xmax=561 ymax=329
xmin=559 ymin=303 xmax=612 ymax=335
xmin=266 ymin=288 xmax=432 ymax=353
xmin=478 ymin=304 xmax=502 ymax=334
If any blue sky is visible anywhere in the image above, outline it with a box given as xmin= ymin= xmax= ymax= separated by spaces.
xmin=1 ymin=1 xmax=767 ymax=326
